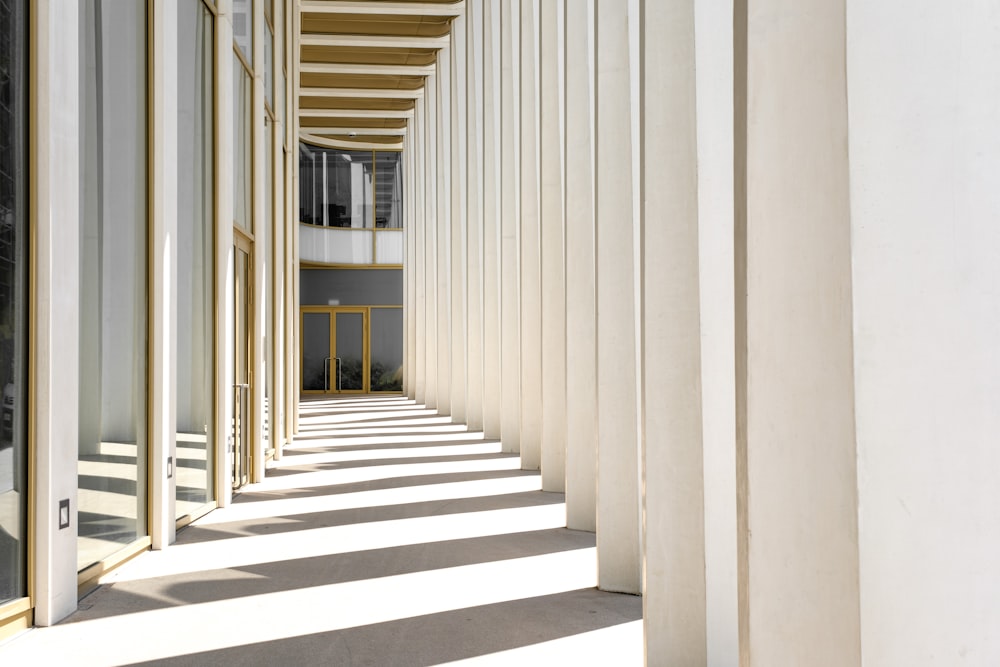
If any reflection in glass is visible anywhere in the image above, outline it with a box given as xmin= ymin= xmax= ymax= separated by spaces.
xmin=335 ymin=313 xmax=365 ymax=391
xmin=79 ymin=0 xmax=148 ymax=572
xmin=232 ymin=0 xmax=252 ymax=65
xmin=233 ymin=59 xmax=252 ymax=232
xmin=299 ymin=144 xmax=373 ymax=228
xmin=176 ymin=0 xmax=215 ymax=520
xmin=300 ymin=268 xmax=403 ymax=306
xmin=0 ymin=0 xmax=26 ymax=605
xmin=375 ymin=152 xmax=403 ymax=228
xmin=264 ymin=23 xmax=274 ymax=111
xmin=371 ymin=309 xmax=403 ymax=391
xmin=302 ymin=313 xmax=331 ymax=392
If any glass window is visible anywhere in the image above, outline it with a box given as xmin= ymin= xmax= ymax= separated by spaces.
xmin=176 ymin=0 xmax=215 ymax=520
xmin=79 ymin=0 xmax=148 ymax=572
xmin=234 ymin=57 xmax=252 ymax=232
xmin=298 ymin=144 xmax=373 ymax=228
xmin=371 ymin=308 xmax=403 ymax=391
xmin=375 ymin=152 xmax=403 ymax=228
xmin=300 ymin=269 xmax=403 ymax=306
xmin=232 ymin=0 xmax=252 ymax=65
xmin=0 ymin=0 xmax=27 ymax=606
xmin=264 ymin=22 xmax=274 ymax=111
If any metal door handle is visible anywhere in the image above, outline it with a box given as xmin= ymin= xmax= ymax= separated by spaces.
xmin=324 ymin=357 xmax=331 ymax=391
xmin=335 ymin=357 xmax=342 ymax=391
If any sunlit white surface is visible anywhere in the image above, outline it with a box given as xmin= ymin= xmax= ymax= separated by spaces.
xmin=1 ymin=550 xmax=597 ymax=666
xmin=439 ymin=621 xmax=644 ymax=665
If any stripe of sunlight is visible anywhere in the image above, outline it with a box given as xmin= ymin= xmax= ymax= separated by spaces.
xmin=294 ymin=423 xmax=470 ymax=437
xmin=271 ymin=441 xmax=502 ymax=467
xmin=195 ymin=475 xmax=544 ymax=525
xmin=106 ymin=502 xmax=567 ymax=582
xmin=251 ymin=453 xmax=516 ymax=493
xmin=2 ymin=550 xmax=598 ymax=666
xmin=299 ymin=407 xmax=435 ymax=421
xmin=438 ymin=621 xmax=644 ymax=666
xmin=281 ymin=431 xmax=484 ymax=450
xmin=320 ymin=415 xmax=455 ymax=429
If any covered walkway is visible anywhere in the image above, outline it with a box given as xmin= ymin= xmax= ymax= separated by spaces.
xmin=0 ymin=398 xmax=641 ymax=665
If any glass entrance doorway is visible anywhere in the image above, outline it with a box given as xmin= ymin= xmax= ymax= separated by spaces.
xmin=232 ymin=235 xmax=252 ymax=489
xmin=301 ymin=307 xmax=368 ymax=394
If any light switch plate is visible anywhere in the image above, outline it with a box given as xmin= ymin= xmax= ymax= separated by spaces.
xmin=59 ymin=498 xmax=70 ymax=529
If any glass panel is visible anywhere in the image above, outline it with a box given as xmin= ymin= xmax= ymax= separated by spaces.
xmin=176 ymin=0 xmax=215 ymax=519
xmin=0 ymin=0 xmax=27 ymax=605
xmin=298 ymin=225 xmax=374 ymax=265
xmin=335 ymin=313 xmax=365 ymax=391
xmin=79 ymin=0 xmax=148 ymax=572
xmin=301 ymin=268 xmax=403 ymax=306
xmin=298 ymin=143 xmax=373 ymax=228
xmin=371 ymin=309 xmax=403 ymax=392
xmin=232 ymin=0 xmax=251 ymax=65
xmin=264 ymin=23 xmax=274 ymax=111
xmin=233 ymin=247 xmax=250 ymax=487
xmin=375 ymin=152 xmax=403 ymax=228
xmin=302 ymin=313 xmax=331 ymax=391
xmin=375 ymin=230 xmax=404 ymax=264
xmin=233 ymin=59 xmax=252 ymax=232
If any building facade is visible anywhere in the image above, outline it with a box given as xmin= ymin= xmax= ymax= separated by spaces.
xmin=1 ymin=0 xmax=299 ymax=636
xmin=3 ymin=0 xmax=1000 ymax=665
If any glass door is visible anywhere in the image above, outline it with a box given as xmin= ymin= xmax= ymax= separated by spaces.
xmin=300 ymin=307 xmax=369 ymax=394
xmin=232 ymin=234 xmax=252 ymax=489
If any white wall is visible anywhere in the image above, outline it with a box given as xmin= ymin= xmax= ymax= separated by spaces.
xmin=848 ymin=3 xmax=1000 ymax=664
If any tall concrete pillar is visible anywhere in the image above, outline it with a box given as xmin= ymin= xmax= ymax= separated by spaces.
xmin=847 ymin=3 xmax=1000 ymax=664
xmin=499 ymin=0 xmax=521 ymax=453
xmin=32 ymin=0 xmax=82 ymax=626
xmin=538 ymin=0 xmax=566 ymax=492
xmin=423 ymin=72 xmax=439 ymax=410
xmin=405 ymin=102 xmax=418 ymax=401
xmin=735 ymin=1 xmax=861 ymax=664
xmin=481 ymin=0 xmax=503 ymax=439
xmin=694 ymin=0 xmax=738 ymax=662
xmin=465 ymin=0 xmax=486 ymax=431
xmin=413 ymin=98 xmax=427 ymax=405
xmin=150 ymin=0 xmax=179 ymax=549
xmin=563 ymin=0 xmax=597 ymax=532
xmin=435 ymin=56 xmax=452 ymax=415
xmin=594 ymin=0 xmax=641 ymax=595
xmin=517 ymin=0 xmax=541 ymax=469
xmin=450 ymin=22 xmax=469 ymax=424
xmin=639 ymin=0 xmax=707 ymax=661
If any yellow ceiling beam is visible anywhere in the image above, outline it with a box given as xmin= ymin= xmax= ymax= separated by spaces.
xmin=300 ymin=34 xmax=450 ymax=50
xmin=299 ymin=87 xmax=424 ymax=99
xmin=299 ymin=108 xmax=415 ymax=119
xmin=300 ymin=62 xmax=436 ymax=77
xmin=300 ymin=1 xmax=465 ymax=18
xmin=300 ymin=126 xmax=407 ymax=136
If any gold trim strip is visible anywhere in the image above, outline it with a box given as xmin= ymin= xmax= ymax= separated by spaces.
xmin=77 ymin=537 xmax=152 ymax=593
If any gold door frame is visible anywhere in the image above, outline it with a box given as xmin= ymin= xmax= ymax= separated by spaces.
xmin=300 ymin=306 xmax=370 ymax=395
xmin=233 ymin=231 xmax=254 ymax=490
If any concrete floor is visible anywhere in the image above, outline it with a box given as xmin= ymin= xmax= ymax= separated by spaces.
xmin=0 ymin=396 xmax=642 ymax=666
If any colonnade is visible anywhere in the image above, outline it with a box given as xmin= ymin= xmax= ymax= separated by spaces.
xmin=404 ymin=1 xmax=1000 ymax=664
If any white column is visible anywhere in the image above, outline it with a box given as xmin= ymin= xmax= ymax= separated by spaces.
xmin=435 ymin=54 xmax=453 ymax=415
xmin=450 ymin=22 xmax=468 ymax=424
xmin=413 ymin=98 xmax=427 ymax=405
xmin=848 ymin=3 xmax=1000 ymax=664
xmin=539 ymin=0 xmax=566 ymax=491
xmin=251 ymin=0 xmax=266 ymax=483
xmin=640 ymin=0 xmax=707 ymax=661
xmin=465 ymin=0 xmax=486 ymax=432
xmin=736 ymin=1 xmax=861 ymax=663
xmin=423 ymin=72 xmax=439 ymax=410
xmin=481 ymin=0 xmax=503 ymax=440
xmin=215 ymin=1 xmax=236 ymax=507
xmin=150 ymin=0 xmax=178 ymax=550
xmin=695 ymin=0 xmax=738 ymax=663
xmin=32 ymin=0 xmax=81 ymax=626
xmin=405 ymin=101 xmax=418 ymax=401
xmin=563 ymin=0 xmax=597 ymax=532
xmin=517 ymin=0 xmax=541 ymax=469
xmin=499 ymin=0 xmax=521 ymax=453
xmin=594 ymin=0 xmax=641 ymax=595
xmin=270 ymin=0 xmax=286 ymax=459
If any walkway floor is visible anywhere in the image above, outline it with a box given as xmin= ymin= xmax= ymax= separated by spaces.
xmin=1 ymin=396 xmax=642 ymax=666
